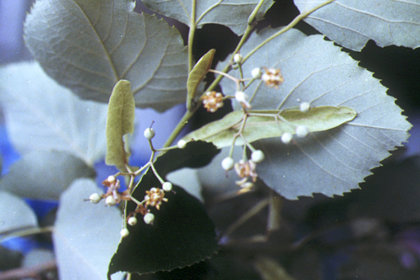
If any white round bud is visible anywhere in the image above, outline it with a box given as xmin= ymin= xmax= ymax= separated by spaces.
xmin=89 ymin=193 xmax=101 ymax=204
xmin=105 ymin=195 xmax=117 ymax=206
xmin=143 ymin=213 xmax=155 ymax=225
xmin=235 ymin=91 xmax=247 ymax=103
xmin=251 ymin=150 xmax=265 ymax=163
xmin=299 ymin=102 xmax=311 ymax=113
xmin=221 ymin=157 xmax=235 ymax=171
xmin=143 ymin=128 xmax=155 ymax=140
xmin=128 ymin=216 xmax=138 ymax=226
xmin=120 ymin=228 xmax=129 ymax=238
xmin=251 ymin=68 xmax=262 ymax=79
xmin=177 ymin=139 xmax=187 ymax=149
xmin=233 ymin=53 xmax=243 ymax=64
xmin=162 ymin=182 xmax=173 ymax=192
xmin=281 ymin=132 xmax=293 ymax=144
xmin=296 ymin=125 xmax=309 ymax=138
xmin=107 ymin=175 xmax=116 ymax=183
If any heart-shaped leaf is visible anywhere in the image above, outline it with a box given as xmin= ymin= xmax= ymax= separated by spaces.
xmin=0 ymin=62 xmax=107 ymax=165
xmin=108 ymin=141 xmax=219 ymax=276
xmin=106 ymin=80 xmax=135 ymax=172
xmin=142 ymin=0 xmax=274 ymax=35
xmin=24 ymin=0 xmax=188 ymax=111
xmin=182 ymin=106 xmax=356 ymax=148
xmin=218 ymin=28 xmax=411 ymax=199
xmin=294 ymin=0 xmax=420 ymax=51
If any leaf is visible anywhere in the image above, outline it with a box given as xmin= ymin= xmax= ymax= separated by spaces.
xmin=182 ymin=106 xmax=356 ymax=148
xmin=54 ymin=179 xmax=123 ymax=280
xmin=0 ymin=191 xmax=37 ymax=233
xmin=294 ymin=0 xmax=420 ymax=51
xmin=0 ymin=62 xmax=107 ymax=165
xmin=167 ymin=168 xmax=203 ymax=201
xmin=142 ymin=0 xmax=274 ymax=35
xmin=108 ymin=141 xmax=219 ymax=276
xmin=24 ymin=0 xmax=188 ymax=111
xmin=0 ymin=151 xmax=95 ymax=200
xmin=187 ymin=49 xmax=216 ymax=111
xmin=106 ymin=80 xmax=135 ymax=172
xmin=219 ymin=28 xmax=411 ymax=199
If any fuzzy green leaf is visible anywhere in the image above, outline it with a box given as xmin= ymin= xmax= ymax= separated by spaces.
xmin=0 ymin=191 xmax=37 ymax=234
xmin=187 ymin=49 xmax=216 ymax=110
xmin=142 ymin=0 xmax=274 ymax=35
xmin=0 ymin=62 xmax=107 ymax=165
xmin=108 ymin=141 xmax=219 ymax=276
xmin=218 ymin=28 xmax=411 ymax=199
xmin=106 ymin=80 xmax=135 ymax=172
xmin=294 ymin=0 xmax=420 ymax=51
xmin=182 ymin=106 xmax=356 ymax=148
xmin=0 ymin=151 xmax=95 ymax=200
xmin=24 ymin=0 xmax=188 ymax=111
xmin=54 ymin=179 xmax=122 ymax=280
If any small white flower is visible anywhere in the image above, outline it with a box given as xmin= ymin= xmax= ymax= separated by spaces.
xmin=299 ymin=102 xmax=311 ymax=113
xmin=143 ymin=213 xmax=155 ymax=225
xmin=105 ymin=195 xmax=117 ymax=206
xmin=296 ymin=125 xmax=309 ymax=138
xmin=281 ymin=132 xmax=293 ymax=144
xmin=128 ymin=216 xmax=138 ymax=226
xmin=235 ymin=91 xmax=251 ymax=109
xmin=143 ymin=128 xmax=155 ymax=140
xmin=251 ymin=67 xmax=262 ymax=79
xmin=251 ymin=150 xmax=265 ymax=163
xmin=89 ymin=193 xmax=101 ymax=204
xmin=221 ymin=157 xmax=235 ymax=171
xmin=162 ymin=182 xmax=173 ymax=192
xmin=177 ymin=139 xmax=187 ymax=149
xmin=120 ymin=228 xmax=130 ymax=238
xmin=233 ymin=53 xmax=243 ymax=64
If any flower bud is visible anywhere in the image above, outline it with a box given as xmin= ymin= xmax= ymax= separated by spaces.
xmin=177 ymin=139 xmax=187 ymax=149
xmin=143 ymin=213 xmax=155 ymax=225
xmin=296 ymin=125 xmax=309 ymax=138
xmin=89 ymin=193 xmax=101 ymax=204
xmin=251 ymin=68 xmax=262 ymax=79
xmin=105 ymin=195 xmax=117 ymax=206
xmin=299 ymin=102 xmax=311 ymax=113
xmin=221 ymin=157 xmax=235 ymax=171
xmin=143 ymin=128 xmax=155 ymax=140
xmin=233 ymin=53 xmax=243 ymax=64
xmin=281 ymin=132 xmax=293 ymax=144
xmin=120 ymin=228 xmax=129 ymax=238
xmin=162 ymin=182 xmax=173 ymax=192
xmin=251 ymin=150 xmax=265 ymax=163
xmin=128 ymin=216 xmax=138 ymax=226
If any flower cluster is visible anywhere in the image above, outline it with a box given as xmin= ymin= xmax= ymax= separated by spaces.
xmin=201 ymin=91 xmax=224 ymax=113
xmin=88 ymin=176 xmax=130 ymax=206
xmin=262 ymin=67 xmax=284 ymax=88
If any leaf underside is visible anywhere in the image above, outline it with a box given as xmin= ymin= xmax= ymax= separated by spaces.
xmin=294 ymin=0 xmax=420 ymax=51
xmin=183 ymin=106 xmax=357 ymax=148
xmin=24 ymin=0 xmax=188 ymax=111
xmin=105 ymin=80 xmax=135 ymax=171
xmin=108 ymin=141 xmax=219 ymax=276
xmin=218 ymin=28 xmax=411 ymax=199
xmin=142 ymin=0 xmax=275 ymax=35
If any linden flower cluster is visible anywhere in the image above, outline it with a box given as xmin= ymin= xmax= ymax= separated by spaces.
xmin=221 ymin=149 xmax=265 ymax=191
xmin=88 ymin=175 xmax=130 ymax=206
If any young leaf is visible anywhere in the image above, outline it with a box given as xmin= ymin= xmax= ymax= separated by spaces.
xmin=54 ymin=179 xmax=123 ymax=280
xmin=108 ymin=141 xmax=219 ymax=276
xmin=0 ymin=62 xmax=107 ymax=165
xmin=294 ymin=0 xmax=420 ymax=51
xmin=142 ymin=0 xmax=274 ymax=35
xmin=0 ymin=191 xmax=37 ymax=234
xmin=182 ymin=106 xmax=356 ymax=148
xmin=0 ymin=151 xmax=95 ymax=201
xmin=187 ymin=49 xmax=216 ymax=111
xmin=106 ymin=80 xmax=135 ymax=172
xmin=219 ymin=28 xmax=411 ymax=199
xmin=24 ymin=0 xmax=188 ymax=111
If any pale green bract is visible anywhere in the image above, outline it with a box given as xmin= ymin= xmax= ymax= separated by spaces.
xmin=294 ymin=0 xmax=420 ymax=51
xmin=24 ymin=0 xmax=188 ymax=111
xmin=142 ymin=0 xmax=274 ymax=35
xmin=216 ymin=28 xmax=411 ymax=199
xmin=183 ymin=106 xmax=357 ymax=148
xmin=0 ymin=62 xmax=107 ymax=165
